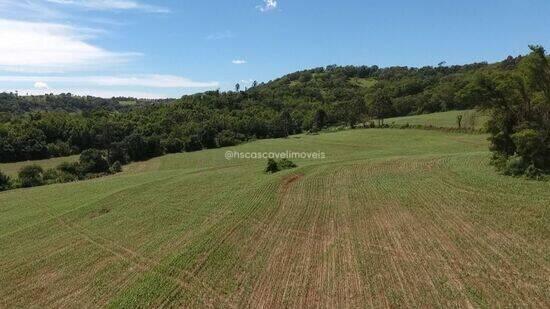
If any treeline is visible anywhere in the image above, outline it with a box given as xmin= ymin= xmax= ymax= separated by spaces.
xmin=0 ymin=51 xmax=539 ymax=171
xmin=0 ymin=92 xmax=170 ymax=120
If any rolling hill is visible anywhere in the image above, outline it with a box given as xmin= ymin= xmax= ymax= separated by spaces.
xmin=1 ymin=128 xmax=548 ymax=307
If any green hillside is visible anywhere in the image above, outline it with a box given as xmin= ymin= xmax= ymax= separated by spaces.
xmin=386 ymin=110 xmax=489 ymax=130
xmin=0 ymin=155 xmax=79 ymax=177
xmin=1 ymin=129 xmax=548 ymax=307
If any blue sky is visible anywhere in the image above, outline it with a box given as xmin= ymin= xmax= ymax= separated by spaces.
xmin=0 ymin=0 xmax=549 ymax=98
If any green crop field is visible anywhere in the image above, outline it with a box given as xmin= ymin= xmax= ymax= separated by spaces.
xmin=386 ymin=110 xmax=489 ymax=130
xmin=1 ymin=129 xmax=548 ymax=308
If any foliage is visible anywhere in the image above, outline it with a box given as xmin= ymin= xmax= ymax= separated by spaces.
xmin=18 ymin=165 xmax=44 ymax=188
xmin=265 ymin=159 xmax=280 ymax=173
xmin=278 ymin=159 xmax=297 ymax=170
xmin=462 ymin=45 xmax=550 ymax=178
xmin=0 ymin=170 xmax=10 ymax=191
xmin=265 ymin=158 xmax=298 ymax=173
xmin=79 ymin=149 xmax=110 ymax=174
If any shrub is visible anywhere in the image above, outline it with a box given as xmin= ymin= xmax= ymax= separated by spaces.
xmin=265 ymin=158 xmax=298 ymax=173
xmin=216 ymin=130 xmax=239 ymax=147
xmin=18 ymin=165 xmax=44 ymax=188
xmin=184 ymin=135 xmax=203 ymax=152
xmin=0 ymin=170 xmax=10 ymax=191
xmin=57 ymin=161 xmax=81 ymax=176
xmin=265 ymin=159 xmax=280 ymax=173
xmin=503 ymin=155 xmax=527 ymax=176
xmin=162 ymin=138 xmax=184 ymax=154
xmin=110 ymin=161 xmax=123 ymax=173
xmin=512 ymin=129 xmax=544 ymax=165
xmin=525 ymin=164 xmax=544 ymax=180
xmin=46 ymin=141 xmax=72 ymax=157
xmin=79 ymin=149 xmax=109 ymax=174
xmin=278 ymin=159 xmax=297 ymax=170
xmin=43 ymin=168 xmax=61 ymax=184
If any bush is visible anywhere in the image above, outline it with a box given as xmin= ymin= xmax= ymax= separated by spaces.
xmin=0 ymin=170 xmax=11 ymax=191
xmin=512 ymin=129 xmax=544 ymax=164
xmin=525 ymin=164 xmax=544 ymax=180
xmin=46 ymin=140 xmax=72 ymax=157
xmin=265 ymin=159 xmax=280 ymax=173
xmin=43 ymin=168 xmax=61 ymax=184
xmin=184 ymin=135 xmax=203 ymax=152
xmin=278 ymin=159 xmax=297 ymax=170
xmin=503 ymin=155 xmax=527 ymax=176
xmin=18 ymin=165 xmax=44 ymax=188
xmin=57 ymin=161 xmax=80 ymax=176
xmin=79 ymin=149 xmax=109 ymax=174
xmin=110 ymin=161 xmax=123 ymax=173
xmin=265 ymin=158 xmax=298 ymax=173
xmin=216 ymin=130 xmax=239 ymax=147
xmin=162 ymin=138 xmax=184 ymax=154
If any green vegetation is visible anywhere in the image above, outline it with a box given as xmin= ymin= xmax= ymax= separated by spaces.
xmin=385 ymin=110 xmax=489 ymax=130
xmin=0 ymin=56 xmax=497 ymax=164
xmin=461 ymin=45 xmax=550 ymax=178
xmin=0 ymin=155 xmax=79 ymax=177
xmin=0 ymin=129 xmax=548 ymax=307
xmin=264 ymin=158 xmax=297 ymax=173
xmin=0 ymin=150 xmax=121 ymax=191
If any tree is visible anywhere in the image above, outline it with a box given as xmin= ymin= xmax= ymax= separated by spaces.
xmin=368 ymin=91 xmax=393 ymax=126
xmin=235 ymin=83 xmax=240 ymax=92
xmin=18 ymin=165 xmax=44 ymax=188
xmin=462 ymin=45 xmax=550 ymax=177
xmin=279 ymin=110 xmax=293 ymax=137
xmin=313 ymin=109 xmax=327 ymax=131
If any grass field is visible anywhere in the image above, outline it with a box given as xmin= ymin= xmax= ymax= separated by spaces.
xmin=386 ymin=110 xmax=489 ymax=130
xmin=0 ymin=155 xmax=79 ymax=177
xmin=0 ymin=129 xmax=549 ymax=308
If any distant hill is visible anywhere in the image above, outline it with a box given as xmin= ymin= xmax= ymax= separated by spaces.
xmin=0 ymin=54 xmax=525 ymax=163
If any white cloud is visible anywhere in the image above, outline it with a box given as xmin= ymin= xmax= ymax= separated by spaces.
xmin=257 ymin=0 xmax=277 ymax=12
xmin=45 ymin=0 xmax=169 ymax=13
xmin=0 ymin=19 xmax=139 ymax=72
xmin=232 ymin=59 xmax=247 ymax=65
xmin=2 ymin=87 xmax=171 ymax=99
xmin=0 ymin=74 xmax=219 ymax=88
xmin=34 ymin=81 xmax=49 ymax=89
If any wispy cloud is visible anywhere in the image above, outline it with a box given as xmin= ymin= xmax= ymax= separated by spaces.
xmin=0 ymin=18 xmax=139 ymax=72
xmin=0 ymin=74 xmax=220 ymax=88
xmin=257 ymin=0 xmax=277 ymax=12
xmin=232 ymin=59 xmax=247 ymax=65
xmin=2 ymin=87 xmax=172 ymax=99
xmin=45 ymin=0 xmax=170 ymax=13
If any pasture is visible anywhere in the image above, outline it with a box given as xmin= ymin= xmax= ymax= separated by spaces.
xmin=0 ymin=129 xmax=548 ymax=308
xmin=0 ymin=155 xmax=79 ymax=177
xmin=385 ymin=110 xmax=489 ymax=130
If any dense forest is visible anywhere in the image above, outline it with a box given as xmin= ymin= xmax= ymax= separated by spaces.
xmin=0 ymin=47 xmax=548 ymax=180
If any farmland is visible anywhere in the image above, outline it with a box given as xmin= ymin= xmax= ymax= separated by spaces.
xmin=0 ymin=129 xmax=549 ymax=308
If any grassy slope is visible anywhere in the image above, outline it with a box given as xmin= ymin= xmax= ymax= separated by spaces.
xmin=0 ymin=129 xmax=548 ymax=308
xmin=0 ymin=155 xmax=79 ymax=177
xmin=386 ymin=110 xmax=489 ymax=130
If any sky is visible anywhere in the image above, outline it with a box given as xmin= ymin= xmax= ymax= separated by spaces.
xmin=0 ymin=0 xmax=550 ymax=99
